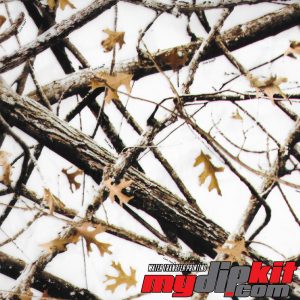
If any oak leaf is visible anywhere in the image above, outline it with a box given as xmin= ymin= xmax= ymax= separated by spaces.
xmin=20 ymin=290 xmax=33 ymax=300
xmin=90 ymin=72 xmax=133 ymax=103
xmin=0 ymin=151 xmax=12 ymax=186
xmin=62 ymin=167 xmax=83 ymax=192
xmin=40 ymin=235 xmax=75 ymax=252
xmin=48 ymin=0 xmax=75 ymax=10
xmin=193 ymin=151 xmax=224 ymax=196
xmin=285 ymin=41 xmax=300 ymax=58
xmin=104 ymin=178 xmax=134 ymax=205
xmin=231 ymin=110 xmax=243 ymax=121
xmin=75 ymin=222 xmax=112 ymax=256
xmin=101 ymin=29 xmax=125 ymax=52
xmin=0 ymin=15 xmax=6 ymax=28
xmin=104 ymin=261 xmax=137 ymax=293
xmin=41 ymin=222 xmax=112 ymax=256
xmin=248 ymin=74 xmax=288 ymax=104
xmin=43 ymin=188 xmax=65 ymax=215
xmin=216 ymin=239 xmax=249 ymax=264
xmin=157 ymin=48 xmax=189 ymax=71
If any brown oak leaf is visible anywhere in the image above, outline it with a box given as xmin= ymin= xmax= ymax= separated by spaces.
xmin=0 ymin=151 xmax=12 ymax=186
xmin=0 ymin=15 xmax=6 ymax=28
xmin=62 ymin=167 xmax=83 ymax=192
xmin=90 ymin=72 xmax=133 ymax=103
xmin=248 ymin=74 xmax=288 ymax=104
xmin=104 ymin=261 xmax=137 ymax=293
xmin=41 ymin=222 xmax=111 ymax=256
xmin=40 ymin=234 xmax=75 ymax=252
xmin=43 ymin=188 xmax=65 ymax=215
xmin=20 ymin=290 xmax=33 ymax=300
xmin=157 ymin=48 xmax=189 ymax=72
xmin=216 ymin=239 xmax=249 ymax=264
xmin=48 ymin=0 xmax=75 ymax=10
xmin=231 ymin=110 xmax=243 ymax=121
xmin=193 ymin=151 xmax=224 ymax=196
xmin=101 ymin=29 xmax=125 ymax=52
xmin=75 ymin=222 xmax=112 ymax=256
xmin=104 ymin=178 xmax=134 ymax=205
xmin=285 ymin=41 xmax=300 ymax=58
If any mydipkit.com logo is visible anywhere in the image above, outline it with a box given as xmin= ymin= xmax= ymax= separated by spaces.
xmin=141 ymin=261 xmax=297 ymax=297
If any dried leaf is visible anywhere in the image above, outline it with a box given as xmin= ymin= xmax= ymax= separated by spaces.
xmin=60 ymin=0 xmax=75 ymax=9
xmin=75 ymin=222 xmax=112 ymax=256
xmin=248 ymin=74 xmax=288 ymax=104
xmin=90 ymin=72 xmax=133 ymax=103
xmin=0 ymin=151 xmax=12 ymax=186
xmin=104 ymin=178 xmax=134 ymax=205
xmin=48 ymin=0 xmax=75 ymax=10
xmin=216 ymin=239 xmax=249 ymax=264
xmin=47 ymin=0 xmax=56 ymax=9
xmin=20 ymin=290 xmax=33 ymax=300
xmin=157 ymin=48 xmax=189 ymax=71
xmin=40 ymin=235 xmax=75 ymax=252
xmin=0 ymin=15 xmax=6 ymax=28
xmin=193 ymin=151 xmax=224 ymax=196
xmin=231 ymin=110 xmax=243 ymax=121
xmin=62 ymin=168 xmax=83 ymax=192
xmin=285 ymin=41 xmax=300 ymax=58
xmin=41 ymin=222 xmax=111 ymax=256
xmin=104 ymin=261 xmax=137 ymax=293
xmin=43 ymin=188 xmax=65 ymax=215
xmin=101 ymin=29 xmax=125 ymax=52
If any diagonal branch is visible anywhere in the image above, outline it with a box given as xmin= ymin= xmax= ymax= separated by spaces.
xmin=27 ymin=4 xmax=300 ymax=104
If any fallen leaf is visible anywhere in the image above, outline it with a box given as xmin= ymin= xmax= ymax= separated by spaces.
xmin=231 ymin=110 xmax=243 ymax=121
xmin=41 ymin=222 xmax=111 ymax=256
xmin=76 ymin=222 xmax=112 ymax=256
xmin=43 ymin=188 xmax=65 ymax=215
xmin=0 ymin=151 xmax=12 ymax=186
xmin=248 ymin=74 xmax=288 ymax=104
xmin=104 ymin=261 xmax=137 ymax=293
xmin=0 ymin=15 xmax=6 ymax=28
xmin=48 ymin=0 xmax=75 ymax=10
xmin=90 ymin=72 xmax=133 ymax=103
xmin=216 ymin=239 xmax=249 ymax=264
xmin=101 ymin=29 xmax=125 ymax=52
xmin=157 ymin=48 xmax=189 ymax=71
xmin=193 ymin=151 xmax=224 ymax=196
xmin=62 ymin=168 xmax=83 ymax=192
xmin=285 ymin=41 xmax=300 ymax=58
xmin=104 ymin=178 xmax=134 ymax=205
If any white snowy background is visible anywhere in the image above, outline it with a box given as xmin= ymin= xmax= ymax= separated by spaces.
xmin=0 ymin=0 xmax=300 ymax=299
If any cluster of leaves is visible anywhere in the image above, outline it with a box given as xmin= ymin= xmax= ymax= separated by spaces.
xmin=41 ymin=222 xmax=137 ymax=293
xmin=90 ymin=28 xmax=133 ymax=103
